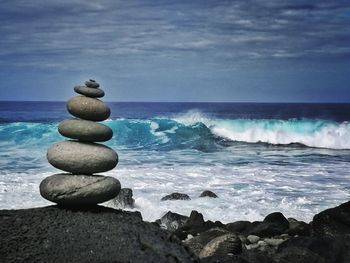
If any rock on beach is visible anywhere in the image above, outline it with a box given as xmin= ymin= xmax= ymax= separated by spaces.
xmin=67 ymin=96 xmax=111 ymax=121
xmin=0 ymin=206 xmax=195 ymax=263
xmin=47 ymin=140 xmax=118 ymax=174
xmin=85 ymin=79 xmax=100 ymax=88
xmin=74 ymin=85 xmax=105 ymax=98
xmin=58 ymin=119 xmax=113 ymax=142
xmin=40 ymin=174 xmax=121 ymax=205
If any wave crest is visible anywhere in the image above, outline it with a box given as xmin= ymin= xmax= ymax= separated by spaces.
xmin=1 ymin=112 xmax=350 ymax=151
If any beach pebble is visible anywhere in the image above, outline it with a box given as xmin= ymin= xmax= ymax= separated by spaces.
xmin=245 ymin=243 xmax=259 ymax=250
xmin=67 ymin=96 xmax=110 ymax=121
xmin=247 ymin=235 xmax=260 ymax=244
xmin=264 ymin=238 xmax=284 ymax=247
xmin=47 ymin=140 xmax=118 ymax=174
xmin=74 ymin=85 xmax=105 ymax=98
xmin=85 ymin=79 xmax=100 ymax=88
xmin=58 ymin=119 xmax=113 ymax=142
xmin=40 ymin=174 xmax=121 ymax=205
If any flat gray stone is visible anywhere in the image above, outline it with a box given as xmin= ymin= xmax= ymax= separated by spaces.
xmin=58 ymin=119 xmax=113 ymax=142
xmin=74 ymin=85 xmax=105 ymax=98
xmin=40 ymin=174 xmax=121 ymax=205
xmin=47 ymin=140 xmax=118 ymax=174
xmin=85 ymin=80 xmax=100 ymax=88
xmin=67 ymin=96 xmax=110 ymax=121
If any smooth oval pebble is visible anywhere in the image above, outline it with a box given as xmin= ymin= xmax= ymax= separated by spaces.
xmin=58 ymin=119 xmax=113 ymax=142
xmin=40 ymin=174 xmax=121 ymax=205
xmin=67 ymin=96 xmax=110 ymax=121
xmin=85 ymin=80 xmax=100 ymax=88
xmin=47 ymin=140 xmax=118 ymax=174
xmin=74 ymin=85 xmax=105 ymax=98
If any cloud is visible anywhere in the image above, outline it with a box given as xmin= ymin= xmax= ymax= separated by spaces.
xmin=0 ymin=0 xmax=349 ymax=72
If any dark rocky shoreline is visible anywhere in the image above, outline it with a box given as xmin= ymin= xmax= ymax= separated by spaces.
xmin=157 ymin=200 xmax=350 ymax=263
xmin=1 ymin=201 xmax=350 ymax=262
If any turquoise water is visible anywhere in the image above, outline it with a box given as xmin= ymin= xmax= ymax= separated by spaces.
xmin=0 ymin=102 xmax=349 ymax=222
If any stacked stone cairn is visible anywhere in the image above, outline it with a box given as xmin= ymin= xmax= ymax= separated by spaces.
xmin=40 ymin=79 xmax=121 ymax=206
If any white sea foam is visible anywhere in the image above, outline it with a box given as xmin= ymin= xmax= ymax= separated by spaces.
xmin=3 ymin=147 xmax=349 ymax=224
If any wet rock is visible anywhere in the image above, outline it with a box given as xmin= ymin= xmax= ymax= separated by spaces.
xmin=274 ymin=246 xmax=322 ymax=263
xmin=199 ymin=233 xmax=242 ymax=259
xmin=156 ymin=211 xmax=189 ymax=231
xmin=199 ymin=190 xmax=218 ymax=198
xmin=161 ymin=192 xmax=191 ymax=201
xmin=287 ymin=218 xmax=311 ymax=236
xmin=67 ymin=96 xmax=110 ymax=121
xmin=111 ymin=188 xmax=135 ymax=209
xmin=47 ymin=140 xmax=118 ymax=174
xmin=58 ymin=119 xmax=113 ymax=142
xmin=74 ymin=85 xmax=104 ymax=98
xmin=312 ymin=200 xmax=350 ymax=237
xmin=249 ymin=212 xmax=289 ymax=237
xmin=40 ymin=174 xmax=121 ymax=206
xmin=275 ymin=235 xmax=350 ymax=263
xmin=0 ymin=206 xmax=195 ymax=262
xmin=226 ymin=221 xmax=254 ymax=235
xmin=175 ymin=211 xmax=224 ymax=240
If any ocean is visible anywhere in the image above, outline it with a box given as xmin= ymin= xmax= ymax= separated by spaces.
xmin=0 ymin=101 xmax=350 ymax=223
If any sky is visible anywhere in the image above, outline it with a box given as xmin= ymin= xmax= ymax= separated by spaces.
xmin=0 ymin=0 xmax=349 ymax=102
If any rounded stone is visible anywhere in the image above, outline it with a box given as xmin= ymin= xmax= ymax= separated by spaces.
xmin=67 ymin=96 xmax=111 ymax=121
xmin=85 ymin=80 xmax=100 ymax=88
xmin=40 ymin=174 xmax=121 ymax=205
xmin=47 ymin=140 xmax=118 ymax=174
xmin=74 ymin=85 xmax=105 ymax=98
xmin=58 ymin=119 xmax=113 ymax=142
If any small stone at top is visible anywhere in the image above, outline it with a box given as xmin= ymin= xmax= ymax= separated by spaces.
xmin=85 ymin=80 xmax=100 ymax=88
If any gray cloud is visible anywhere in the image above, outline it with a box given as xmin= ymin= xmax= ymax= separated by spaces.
xmin=0 ymin=0 xmax=349 ymax=72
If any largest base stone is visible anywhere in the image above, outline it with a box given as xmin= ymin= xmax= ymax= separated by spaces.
xmin=40 ymin=174 xmax=121 ymax=205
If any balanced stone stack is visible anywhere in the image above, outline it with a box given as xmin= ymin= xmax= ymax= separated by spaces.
xmin=40 ymin=79 xmax=121 ymax=206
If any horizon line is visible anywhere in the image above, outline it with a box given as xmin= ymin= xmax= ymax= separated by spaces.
xmin=0 ymin=100 xmax=350 ymax=104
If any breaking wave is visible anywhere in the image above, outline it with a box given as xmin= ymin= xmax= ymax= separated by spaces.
xmin=1 ymin=111 xmax=350 ymax=151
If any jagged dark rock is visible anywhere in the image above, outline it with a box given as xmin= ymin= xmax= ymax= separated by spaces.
xmin=0 ymin=206 xmax=196 ymax=263
xmin=275 ymin=235 xmax=350 ymax=263
xmin=226 ymin=221 xmax=254 ymax=235
xmin=287 ymin=218 xmax=311 ymax=236
xmin=249 ymin=212 xmax=289 ymax=238
xmin=156 ymin=211 xmax=189 ymax=231
xmin=111 ymin=188 xmax=135 ymax=208
xmin=175 ymin=211 xmax=224 ymax=240
xmin=312 ymin=200 xmax=350 ymax=237
xmin=199 ymin=190 xmax=218 ymax=198
xmin=161 ymin=192 xmax=191 ymax=201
